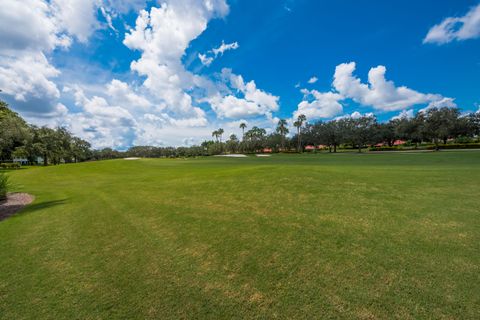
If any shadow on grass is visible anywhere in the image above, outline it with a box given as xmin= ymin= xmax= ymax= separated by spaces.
xmin=0 ymin=199 xmax=68 ymax=222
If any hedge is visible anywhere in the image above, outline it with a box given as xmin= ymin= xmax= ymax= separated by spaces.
xmin=0 ymin=163 xmax=21 ymax=169
xmin=426 ymin=143 xmax=480 ymax=150
xmin=370 ymin=143 xmax=480 ymax=151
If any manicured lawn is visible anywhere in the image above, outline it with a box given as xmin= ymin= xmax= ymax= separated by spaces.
xmin=1 ymin=152 xmax=479 ymax=319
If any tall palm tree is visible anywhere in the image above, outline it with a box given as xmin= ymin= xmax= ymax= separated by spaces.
xmin=295 ymin=114 xmax=307 ymax=152
xmin=276 ymin=119 xmax=289 ymax=150
xmin=239 ymin=122 xmax=247 ymax=140
xmin=217 ymin=128 xmax=224 ymax=143
xmin=212 ymin=130 xmax=219 ymax=142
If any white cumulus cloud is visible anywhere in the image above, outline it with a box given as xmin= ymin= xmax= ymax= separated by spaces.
xmin=333 ymin=62 xmax=455 ymax=111
xmin=294 ymin=90 xmax=343 ymax=120
xmin=424 ymin=4 xmax=480 ymax=44
xmin=123 ymin=1 xmax=229 ymax=124
xmin=69 ymin=88 xmax=137 ymax=149
xmin=106 ymin=80 xmax=152 ymax=109
xmin=208 ymin=69 xmax=279 ymax=119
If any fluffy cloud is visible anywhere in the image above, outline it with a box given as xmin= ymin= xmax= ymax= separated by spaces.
xmin=419 ymin=97 xmax=457 ymax=113
xmin=0 ymin=0 xmax=68 ymax=117
xmin=0 ymin=0 xmax=69 ymax=54
xmin=295 ymin=90 xmax=343 ymax=120
xmin=50 ymin=0 xmax=99 ymax=43
xmin=208 ymin=69 xmax=279 ymax=119
xmin=0 ymin=0 xmax=151 ymax=114
xmin=198 ymin=41 xmax=239 ymax=66
xmin=106 ymin=80 xmax=152 ymax=109
xmin=307 ymin=76 xmax=318 ymax=84
xmin=123 ymin=0 xmax=229 ymax=123
xmin=424 ymin=4 xmax=480 ymax=44
xmin=209 ymin=95 xmax=265 ymax=118
xmin=333 ymin=62 xmax=455 ymax=111
xmin=0 ymin=53 xmax=59 ymax=103
xmin=293 ymin=62 xmax=456 ymax=121
xmin=0 ymin=0 xmax=114 ymax=118
xmin=68 ymin=88 xmax=137 ymax=149
xmin=0 ymin=53 xmax=65 ymax=117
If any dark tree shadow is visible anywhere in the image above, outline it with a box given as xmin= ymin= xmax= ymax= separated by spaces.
xmin=0 ymin=199 xmax=68 ymax=222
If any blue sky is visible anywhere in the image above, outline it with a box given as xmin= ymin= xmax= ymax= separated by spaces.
xmin=1 ymin=0 xmax=479 ymax=149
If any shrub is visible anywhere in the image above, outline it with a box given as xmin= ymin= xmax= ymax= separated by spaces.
xmin=369 ymin=146 xmax=401 ymax=151
xmin=454 ymin=136 xmax=474 ymax=144
xmin=426 ymin=143 xmax=480 ymax=150
xmin=0 ymin=173 xmax=9 ymax=201
xmin=0 ymin=163 xmax=21 ymax=169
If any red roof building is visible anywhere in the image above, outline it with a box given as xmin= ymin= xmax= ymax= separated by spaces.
xmin=393 ymin=140 xmax=407 ymax=146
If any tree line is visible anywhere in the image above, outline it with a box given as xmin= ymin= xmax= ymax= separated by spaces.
xmin=1 ymin=98 xmax=480 ymax=164
xmin=301 ymin=107 xmax=480 ymax=152
xmin=1 ymin=100 xmax=92 ymax=164
xmin=124 ymin=107 xmax=480 ymax=157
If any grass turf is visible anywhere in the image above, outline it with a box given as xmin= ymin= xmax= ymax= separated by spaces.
xmin=1 ymin=152 xmax=479 ymax=319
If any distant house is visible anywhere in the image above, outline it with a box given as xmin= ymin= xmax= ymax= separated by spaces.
xmin=262 ymin=148 xmax=273 ymax=153
xmin=305 ymin=145 xmax=316 ymax=151
xmin=317 ymin=145 xmax=328 ymax=150
xmin=13 ymin=158 xmax=28 ymax=165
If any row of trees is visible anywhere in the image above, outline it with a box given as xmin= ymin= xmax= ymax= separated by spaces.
xmin=207 ymin=107 xmax=480 ymax=154
xmin=1 ymin=100 xmax=92 ymax=164
xmin=301 ymin=107 xmax=480 ymax=152
xmin=2 ymin=98 xmax=480 ymax=163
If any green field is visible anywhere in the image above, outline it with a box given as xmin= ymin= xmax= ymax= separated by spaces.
xmin=1 ymin=152 xmax=479 ymax=319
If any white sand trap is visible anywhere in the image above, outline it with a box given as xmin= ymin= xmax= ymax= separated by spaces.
xmin=124 ymin=157 xmax=141 ymax=160
xmin=256 ymin=154 xmax=271 ymax=157
xmin=214 ymin=154 xmax=248 ymax=158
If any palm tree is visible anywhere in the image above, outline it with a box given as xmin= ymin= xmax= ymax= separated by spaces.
xmin=212 ymin=130 xmax=219 ymax=142
xmin=295 ymin=114 xmax=307 ymax=152
xmin=217 ymin=128 xmax=224 ymax=143
xmin=276 ymin=119 xmax=289 ymax=151
xmin=239 ymin=122 xmax=247 ymax=140
xmin=227 ymin=134 xmax=239 ymax=153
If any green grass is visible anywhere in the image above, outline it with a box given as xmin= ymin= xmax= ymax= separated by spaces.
xmin=1 ymin=152 xmax=479 ymax=319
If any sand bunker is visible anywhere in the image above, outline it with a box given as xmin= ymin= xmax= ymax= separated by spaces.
xmin=124 ymin=157 xmax=141 ymax=160
xmin=256 ymin=154 xmax=271 ymax=157
xmin=214 ymin=154 xmax=248 ymax=158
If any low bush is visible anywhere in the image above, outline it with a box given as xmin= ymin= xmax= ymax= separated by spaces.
xmin=454 ymin=136 xmax=475 ymax=144
xmin=426 ymin=143 xmax=480 ymax=150
xmin=0 ymin=173 xmax=9 ymax=201
xmin=369 ymin=146 xmax=401 ymax=151
xmin=0 ymin=163 xmax=21 ymax=169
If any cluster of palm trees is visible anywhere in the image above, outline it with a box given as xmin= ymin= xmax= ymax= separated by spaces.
xmin=211 ymin=128 xmax=224 ymax=143
xmin=210 ymin=114 xmax=308 ymax=154
xmin=293 ymin=114 xmax=307 ymax=152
